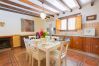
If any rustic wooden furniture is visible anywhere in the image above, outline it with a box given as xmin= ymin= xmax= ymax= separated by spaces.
xmin=53 ymin=35 xmax=99 ymax=55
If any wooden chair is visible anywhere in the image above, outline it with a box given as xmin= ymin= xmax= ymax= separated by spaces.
xmin=23 ymin=38 xmax=32 ymax=65
xmin=30 ymin=39 xmax=46 ymax=66
xmin=50 ymin=38 xmax=70 ymax=66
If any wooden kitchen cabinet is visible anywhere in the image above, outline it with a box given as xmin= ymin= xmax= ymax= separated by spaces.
xmin=55 ymin=35 xmax=99 ymax=55
xmin=83 ymin=38 xmax=92 ymax=53
xmin=13 ymin=35 xmax=21 ymax=47
xmin=70 ymin=37 xmax=99 ymax=55
xmin=91 ymin=38 xmax=99 ymax=55
xmin=83 ymin=38 xmax=99 ymax=55
xmin=71 ymin=37 xmax=83 ymax=51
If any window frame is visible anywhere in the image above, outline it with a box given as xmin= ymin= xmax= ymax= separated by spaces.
xmin=60 ymin=19 xmax=68 ymax=30
xmin=60 ymin=16 xmax=77 ymax=31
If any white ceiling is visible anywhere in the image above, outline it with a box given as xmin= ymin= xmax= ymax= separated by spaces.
xmin=3 ymin=0 xmax=93 ymax=15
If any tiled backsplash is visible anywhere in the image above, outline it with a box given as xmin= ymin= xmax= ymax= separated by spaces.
xmin=56 ymin=22 xmax=99 ymax=36
xmin=83 ymin=22 xmax=99 ymax=36
xmin=56 ymin=30 xmax=82 ymax=36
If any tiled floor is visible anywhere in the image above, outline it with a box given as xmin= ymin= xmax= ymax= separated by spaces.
xmin=0 ymin=48 xmax=99 ymax=66
xmin=0 ymin=48 xmax=46 ymax=66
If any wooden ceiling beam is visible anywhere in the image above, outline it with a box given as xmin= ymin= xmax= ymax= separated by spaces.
xmin=76 ymin=0 xmax=82 ymax=9
xmin=91 ymin=0 xmax=95 ymax=6
xmin=59 ymin=0 xmax=72 ymax=12
xmin=0 ymin=7 xmax=35 ymax=16
xmin=19 ymin=0 xmax=56 ymax=15
xmin=59 ymin=13 xmax=81 ymax=19
xmin=39 ymin=0 xmax=62 ymax=12
xmin=0 ymin=0 xmax=39 ymax=13
xmin=0 ymin=3 xmax=39 ymax=17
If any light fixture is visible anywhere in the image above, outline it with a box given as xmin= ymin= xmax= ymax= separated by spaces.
xmin=40 ymin=12 xmax=46 ymax=19
xmin=40 ymin=2 xmax=46 ymax=19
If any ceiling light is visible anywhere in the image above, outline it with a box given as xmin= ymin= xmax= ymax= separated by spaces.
xmin=40 ymin=12 xmax=46 ymax=19
xmin=40 ymin=2 xmax=46 ymax=19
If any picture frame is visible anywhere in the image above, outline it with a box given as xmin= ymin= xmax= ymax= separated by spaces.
xmin=21 ymin=19 xmax=34 ymax=32
xmin=86 ymin=15 xmax=97 ymax=21
xmin=0 ymin=20 xmax=5 ymax=27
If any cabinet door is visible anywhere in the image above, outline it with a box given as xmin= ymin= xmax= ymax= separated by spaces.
xmin=13 ymin=35 xmax=21 ymax=47
xmin=83 ymin=38 xmax=99 ymax=55
xmin=91 ymin=38 xmax=99 ymax=55
xmin=72 ymin=37 xmax=83 ymax=51
xmin=83 ymin=38 xmax=92 ymax=53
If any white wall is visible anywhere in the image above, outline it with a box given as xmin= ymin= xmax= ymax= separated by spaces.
xmin=33 ymin=17 xmax=48 ymax=32
xmin=0 ymin=10 xmax=46 ymax=36
xmin=58 ymin=0 xmax=99 ymax=23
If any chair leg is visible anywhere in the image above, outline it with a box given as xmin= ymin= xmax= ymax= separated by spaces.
xmin=26 ymin=53 xmax=28 ymax=61
xmin=51 ymin=60 xmax=55 ymax=66
xmin=57 ymin=60 xmax=61 ymax=66
xmin=32 ymin=58 xmax=34 ymax=66
xmin=38 ymin=60 xmax=40 ymax=66
xmin=65 ymin=58 xmax=67 ymax=66
xmin=29 ymin=54 xmax=32 ymax=65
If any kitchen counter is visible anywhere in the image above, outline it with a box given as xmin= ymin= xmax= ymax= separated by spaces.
xmin=53 ymin=34 xmax=99 ymax=56
xmin=53 ymin=34 xmax=99 ymax=38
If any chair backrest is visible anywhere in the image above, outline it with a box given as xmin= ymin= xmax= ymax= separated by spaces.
xmin=59 ymin=38 xmax=70 ymax=58
xmin=65 ymin=38 xmax=70 ymax=54
xmin=23 ymin=38 xmax=31 ymax=52
xmin=29 ymin=39 xmax=41 ymax=59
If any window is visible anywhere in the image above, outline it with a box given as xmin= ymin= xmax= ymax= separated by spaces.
xmin=61 ymin=19 xmax=67 ymax=30
xmin=68 ymin=17 xmax=76 ymax=30
xmin=56 ymin=15 xmax=82 ymax=31
xmin=60 ymin=17 xmax=76 ymax=30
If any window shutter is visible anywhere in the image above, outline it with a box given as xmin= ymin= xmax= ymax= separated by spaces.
xmin=56 ymin=19 xmax=61 ymax=30
xmin=76 ymin=15 xmax=82 ymax=30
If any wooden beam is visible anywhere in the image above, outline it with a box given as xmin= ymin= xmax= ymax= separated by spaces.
xmin=59 ymin=0 xmax=72 ymax=12
xmin=19 ymin=0 xmax=56 ymax=15
xmin=91 ymin=0 xmax=95 ymax=6
xmin=59 ymin=13 xmax=81 ymax=19
xmin=76 ymin=0 xmax=82 ymax=9
xmin=0 ymin=3 xmax=39 ymax=17
xmin=39 ymin=0 xmax=62 ymax=12
xmin=0 ymin=7 xmax=35 ymax=16
xmin=0 ymin=0 xmax=39 ymax=12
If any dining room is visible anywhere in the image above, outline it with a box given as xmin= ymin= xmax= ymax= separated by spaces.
xmin=0 ymin=0 xmax=99 ymax=66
